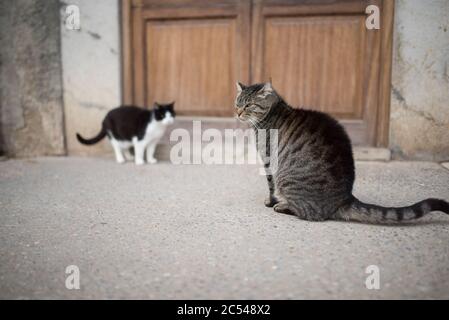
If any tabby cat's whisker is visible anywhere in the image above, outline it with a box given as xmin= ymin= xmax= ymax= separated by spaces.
xmin=249 ymin=117 xmax=261 ymax=130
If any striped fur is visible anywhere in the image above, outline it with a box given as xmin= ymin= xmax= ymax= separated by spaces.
xmin=335 ymin=198 xmax=449 ymax=223
xmin=235 ymin=82 xmax=449 ymax=223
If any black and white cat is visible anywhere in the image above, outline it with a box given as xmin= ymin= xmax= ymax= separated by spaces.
xmin=76 ymin=103 xmax=175 ymax=165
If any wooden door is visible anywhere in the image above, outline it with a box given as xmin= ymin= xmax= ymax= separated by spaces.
xmin=123 ymin=0 xmax=394 ymax=146
xmin=251 ymin=0 xmax=394 ymax=146
xmin=122 ymin=0 xmax=251 ymax=116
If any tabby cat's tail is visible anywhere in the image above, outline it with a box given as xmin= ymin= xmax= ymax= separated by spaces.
xmin=334 ymin=197 xmax=449 ymax=223
xmin=76 ymin=128 xmax=107 ymax=145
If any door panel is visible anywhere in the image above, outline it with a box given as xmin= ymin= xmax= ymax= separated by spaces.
xmin=146 ymin=19 xmax=237 ymax=116
xmin=126 ymin=0 xmax=251 ymax=116
xmin=252 ymin=0 xmax=384 ymax=146
xmin=264 ymin=15 xmax=366 ymax=118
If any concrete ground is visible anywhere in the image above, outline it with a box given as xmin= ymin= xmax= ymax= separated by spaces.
xmin=1 ymin=157 xmax=449 ymax=299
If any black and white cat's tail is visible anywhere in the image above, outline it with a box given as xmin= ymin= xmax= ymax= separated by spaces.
xmin=76 ymin=128 xmax=107 ymax=145
xmin=334 ymin=196 xmax=449 ymax=223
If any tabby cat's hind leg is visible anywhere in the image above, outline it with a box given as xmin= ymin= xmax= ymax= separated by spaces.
xmin=273 ymin=201 xmax=296 ymax=216
xmin=274 ymin=199 xmax=327 ymax=221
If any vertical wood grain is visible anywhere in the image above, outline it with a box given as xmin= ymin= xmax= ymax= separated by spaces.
xmin=131 ymin=0 xmax=250 ymax=115
xmin=132 ymin=4 xmax=146 ymax=107
xmin=377 ymin=0 xmax=394 ymax=147
xmin=263 ymin=16 xmax=365 ymax=118
xmin=146 ymin=19 xmax=238 ymax=115
xmin=121 ymin=0 xmax=133 ymax=105
xmin=251 ymin=0 xmax=391 ymax=146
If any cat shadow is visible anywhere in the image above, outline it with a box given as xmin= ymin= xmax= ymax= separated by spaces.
xmin=267 ymin=208 xmax=449 ymax=227
xmin=330 ymin=218 xmax=449 ymax=228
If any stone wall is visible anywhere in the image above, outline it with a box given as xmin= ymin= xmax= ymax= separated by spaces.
xmin=0 ymin=0 xmax=65 ymax=157
xmin=390 ymin=0 xmax=449 ymax=161
xmin=60 ymin=0 xmax=121 ymax=156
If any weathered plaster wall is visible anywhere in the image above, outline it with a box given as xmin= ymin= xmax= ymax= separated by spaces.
xmin=61 ymin=0 xmax=121 ymax=155
xmin=0 ymin=0 xmax=65 ymax=157
xmin=390 ymin=0 xmax=449 ymax=161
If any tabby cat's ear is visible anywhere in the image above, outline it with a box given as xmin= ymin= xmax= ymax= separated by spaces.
xmin=236 ymin=82 xmax=246 ymax=93
xmin=257 ymin=82 xmax=274 ymax=98
xmin=262 ymin=82 xmax=273 ymax=93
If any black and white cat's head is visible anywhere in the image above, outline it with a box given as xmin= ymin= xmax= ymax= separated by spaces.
xmin=153 ymin=102 xmax=176 ymax=125
xmin=234 ymin=82 xmax=280 ymax=123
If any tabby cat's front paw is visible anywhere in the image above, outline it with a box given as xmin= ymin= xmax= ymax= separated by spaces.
xmin=264 ymin=197 xmax=278 ymax=207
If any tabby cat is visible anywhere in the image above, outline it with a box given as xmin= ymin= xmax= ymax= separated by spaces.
xmin=76 ymin=103 xmax=175 ymax=165
xmin=235 ymin=82 xmax=449 ymax=223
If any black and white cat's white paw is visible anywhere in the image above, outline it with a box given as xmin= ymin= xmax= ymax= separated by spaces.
xmin=147 ymin=158 xmax=158 ymax=164
xmin=123 ymin=150 xmax=134 ymax=161
xmin=116 ymin=156 xmax=126 ymax=164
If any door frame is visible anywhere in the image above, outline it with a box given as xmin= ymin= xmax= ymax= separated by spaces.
xmin=376 ymin=0 xmax=395 ymax=147
xmin=121 ymin=0 xmax=133 ymax=106
xmin=121 ymin=0 xmax=394 ymax=147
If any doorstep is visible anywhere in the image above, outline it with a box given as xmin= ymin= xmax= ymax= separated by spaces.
xmin=155 ymin=144 xmax=391 ymax=162
xmin=156 ymin=117 xmax=391 ymax=162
